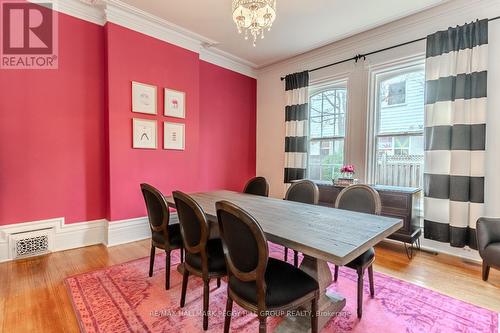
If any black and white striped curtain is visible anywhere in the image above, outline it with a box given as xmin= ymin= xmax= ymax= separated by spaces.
xmin=284 ymin=71 xmax=309 ymax=185
xmin=424 ymin=20 xmax=488 ymax=249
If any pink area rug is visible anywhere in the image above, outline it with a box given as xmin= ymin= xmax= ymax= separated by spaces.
xmin=65 ymin=244 xmax=498 ymax=333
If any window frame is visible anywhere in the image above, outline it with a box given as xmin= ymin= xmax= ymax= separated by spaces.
xmin=366 ymin=57 xmax=425 ymax=184
xmin=307 ymin=80 xmax=348 ymax=181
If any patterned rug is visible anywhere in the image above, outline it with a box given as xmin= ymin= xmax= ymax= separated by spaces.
xmin=65 ymin=244 xmax=498 ymax=333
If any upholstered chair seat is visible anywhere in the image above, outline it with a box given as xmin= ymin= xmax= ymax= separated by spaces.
xmin=152 ymin=224 xmax=183 ymax=248
xmin=228 ymin=257 xmax=318 ymax=307
xmin=185 ymin=239 xmax=226 ymax=273
xmin=482 ymin=243 xmax=500 ymax=263
xmin=345 ymin=248 xmax=375 ymax=269
xmin=477 ymin=217 xmax=500 ymax=281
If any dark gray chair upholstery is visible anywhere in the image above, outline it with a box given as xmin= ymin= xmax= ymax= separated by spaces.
xmin=477 ymin=217 xmax=500 ymax=281
xmin=216 ymin=200 xmax=319 ymax=333
xmin=243 ymin=177 xmax=270 ymax=197
xmin=335 ymin=185 xmax=380 ymax=214
xmin=140 ymin=183 xmax=183 ymax=290
xmin=334 ymin=184 xmax=381 ymax=319
xmin=173 ymin=191 xmax=226 ymax=331
xmin=284 ymin=180 xmax=319 ymax=266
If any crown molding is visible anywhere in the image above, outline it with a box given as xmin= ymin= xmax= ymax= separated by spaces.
xmin=43 ymin=0 xmax=106 ymax=26
xmin=104 ymin=0 xmax=208 ymax=54
xmin=200 ymin=47 xmax=257 ymax=78
xmin=37 ymin=0 xmax=257 ymax=77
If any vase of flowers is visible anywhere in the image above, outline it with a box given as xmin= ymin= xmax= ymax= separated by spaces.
xmin=340 ymin=164 xmax=355 ymax=179
xmin=334 ymin=164 xmax=358 ymax=186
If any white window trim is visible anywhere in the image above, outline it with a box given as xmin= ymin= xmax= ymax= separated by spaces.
xmin=307 ymin=78 xmax=349 ymax=181
xmin=365 ymin=55 xmax=425 ymax=184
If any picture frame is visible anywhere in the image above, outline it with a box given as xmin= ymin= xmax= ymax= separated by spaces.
xmin=132 ymin=118 xmax=157 ymax=149
xmin=164 ymin=122 xmax=185 ymax=150
xmin=132 ymin=81 xmax=157 ymax=115
xmin=164 ymin=88 xmax=185 ymax=119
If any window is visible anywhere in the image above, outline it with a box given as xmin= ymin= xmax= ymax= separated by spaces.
xmin=308 ymin=86 xmax=347 ymax=181
xmin=370 ymin=64 xmax=425 ymax=188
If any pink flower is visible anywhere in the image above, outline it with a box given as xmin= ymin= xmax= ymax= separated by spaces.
xmin=341 ymin=164 xmax=355 ymax=173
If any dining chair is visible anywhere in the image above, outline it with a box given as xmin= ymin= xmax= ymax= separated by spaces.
xmin=477 ymin=217 xmax=500 ymax=281
xmin=243 ymin=176 xmax=270 ymax=197
xmin=334 ymin=184 xmax=381 ymax=319
xmin=216 ymin=200 xmax=319 ymax=333
xmin=173 ymin=191 xmax=227 ymax=331
xmin=140 ymin=183 xmax=184 ymax=290
xmin=284 ymin=180 xmax=319 ymax=267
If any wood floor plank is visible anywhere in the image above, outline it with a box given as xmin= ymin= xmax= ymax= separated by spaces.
xmin=0 ymin=239 xmax=498 ymax=332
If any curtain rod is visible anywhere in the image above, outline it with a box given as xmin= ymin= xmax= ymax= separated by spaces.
xmin=280 ymin=15 xmax=500 ymax=81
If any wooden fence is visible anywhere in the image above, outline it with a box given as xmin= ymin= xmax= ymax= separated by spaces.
xmin=375 ymin=155 xmax=423 ymax=188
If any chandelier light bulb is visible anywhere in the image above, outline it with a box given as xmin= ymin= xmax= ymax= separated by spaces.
xmin=232 ymin=0 xmax=276 ymax=47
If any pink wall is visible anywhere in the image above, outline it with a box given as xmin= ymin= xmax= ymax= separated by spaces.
xmin=199 ymin=61 xmax=256 ymax=191
xmin=0 ymin=14 xmax=256 ymax=226
xmin=105 ymin=23 xmax=201 ymax=221
xmin=0 ymin=13 xmax=106 ymax=225
xmin=105 ymin=24 xmax=257 ymax=221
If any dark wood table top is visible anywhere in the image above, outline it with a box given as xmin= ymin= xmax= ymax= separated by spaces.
xmin=165 ymin=190 xmax=403 ymax=266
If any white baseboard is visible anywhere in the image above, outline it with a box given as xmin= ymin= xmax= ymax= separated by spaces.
xmin=0 ymin=217 xmax=106 ymax=262
xmin=105 ymin=214 xmax=180 ymax=247
xmin=55 ymin=219 xmax=107 ymax=251
xmin=420 ymin=238 xmax=482 ymax=262
xmin=0 ymin=216 xmax=156 ymax=262
xmin=105 ymin=216 xmax=151 ymax=247
xmin=382 ymin=237 xmax=482 ymax=263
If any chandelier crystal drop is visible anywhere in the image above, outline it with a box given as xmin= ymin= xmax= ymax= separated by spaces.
xmin=232 ymin=0 xmax=277 ymax=47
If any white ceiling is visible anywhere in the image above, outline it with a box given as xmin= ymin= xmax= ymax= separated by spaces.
xmin=119 ymin=0 xmax=448 ymax=68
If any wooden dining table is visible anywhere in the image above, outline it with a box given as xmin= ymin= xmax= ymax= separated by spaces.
xmin=165 ymin=190 xmax=403 ymax=331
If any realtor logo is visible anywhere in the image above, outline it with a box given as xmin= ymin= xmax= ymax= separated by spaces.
xmin=1 ymin=0 xmax=58 ymax=69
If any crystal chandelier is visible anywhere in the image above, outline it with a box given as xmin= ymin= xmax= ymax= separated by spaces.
xmin=232 ymin=0 xmax=277 ymax=47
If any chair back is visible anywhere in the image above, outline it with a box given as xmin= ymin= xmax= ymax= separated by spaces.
xmin=141 ymin=183 xmax=170 ymax=243
xmin=243 ymin=177 xmax=269 ymax=197
xmin=285 ymin=180 xmax=319 ymax=204
xmin=335 ymin=184 xmax=381 ymax=215
xmin=216 ymin=201 xmax=268 ymax=291
xmin=173 ymin=191 xmax=209 ymax=255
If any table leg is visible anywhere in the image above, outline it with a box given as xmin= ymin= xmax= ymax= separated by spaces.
xmin=275 ymin=255 xmax=346 ymax=332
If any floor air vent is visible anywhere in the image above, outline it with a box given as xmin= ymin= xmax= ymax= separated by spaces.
xmin=9 ymin=228 xmax=54 ymax=259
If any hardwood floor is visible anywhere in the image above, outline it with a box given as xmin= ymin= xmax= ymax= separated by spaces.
xmin=0 ymin=239 xmax=498 ymax=332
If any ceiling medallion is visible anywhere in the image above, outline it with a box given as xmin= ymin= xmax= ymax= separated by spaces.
xmin=232 ymin=0 xmax=277 ymax=47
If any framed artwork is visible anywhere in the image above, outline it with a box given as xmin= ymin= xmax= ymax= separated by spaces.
xmin=164 ymin=88 xmax=185 ymax=118
xmin=164 ymin=122 xmax=185 ymax=150
xmin=132 ymin=81 xmax=157 ymax=115
xmin=133 ymin=118 xmax=157 ymax=149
